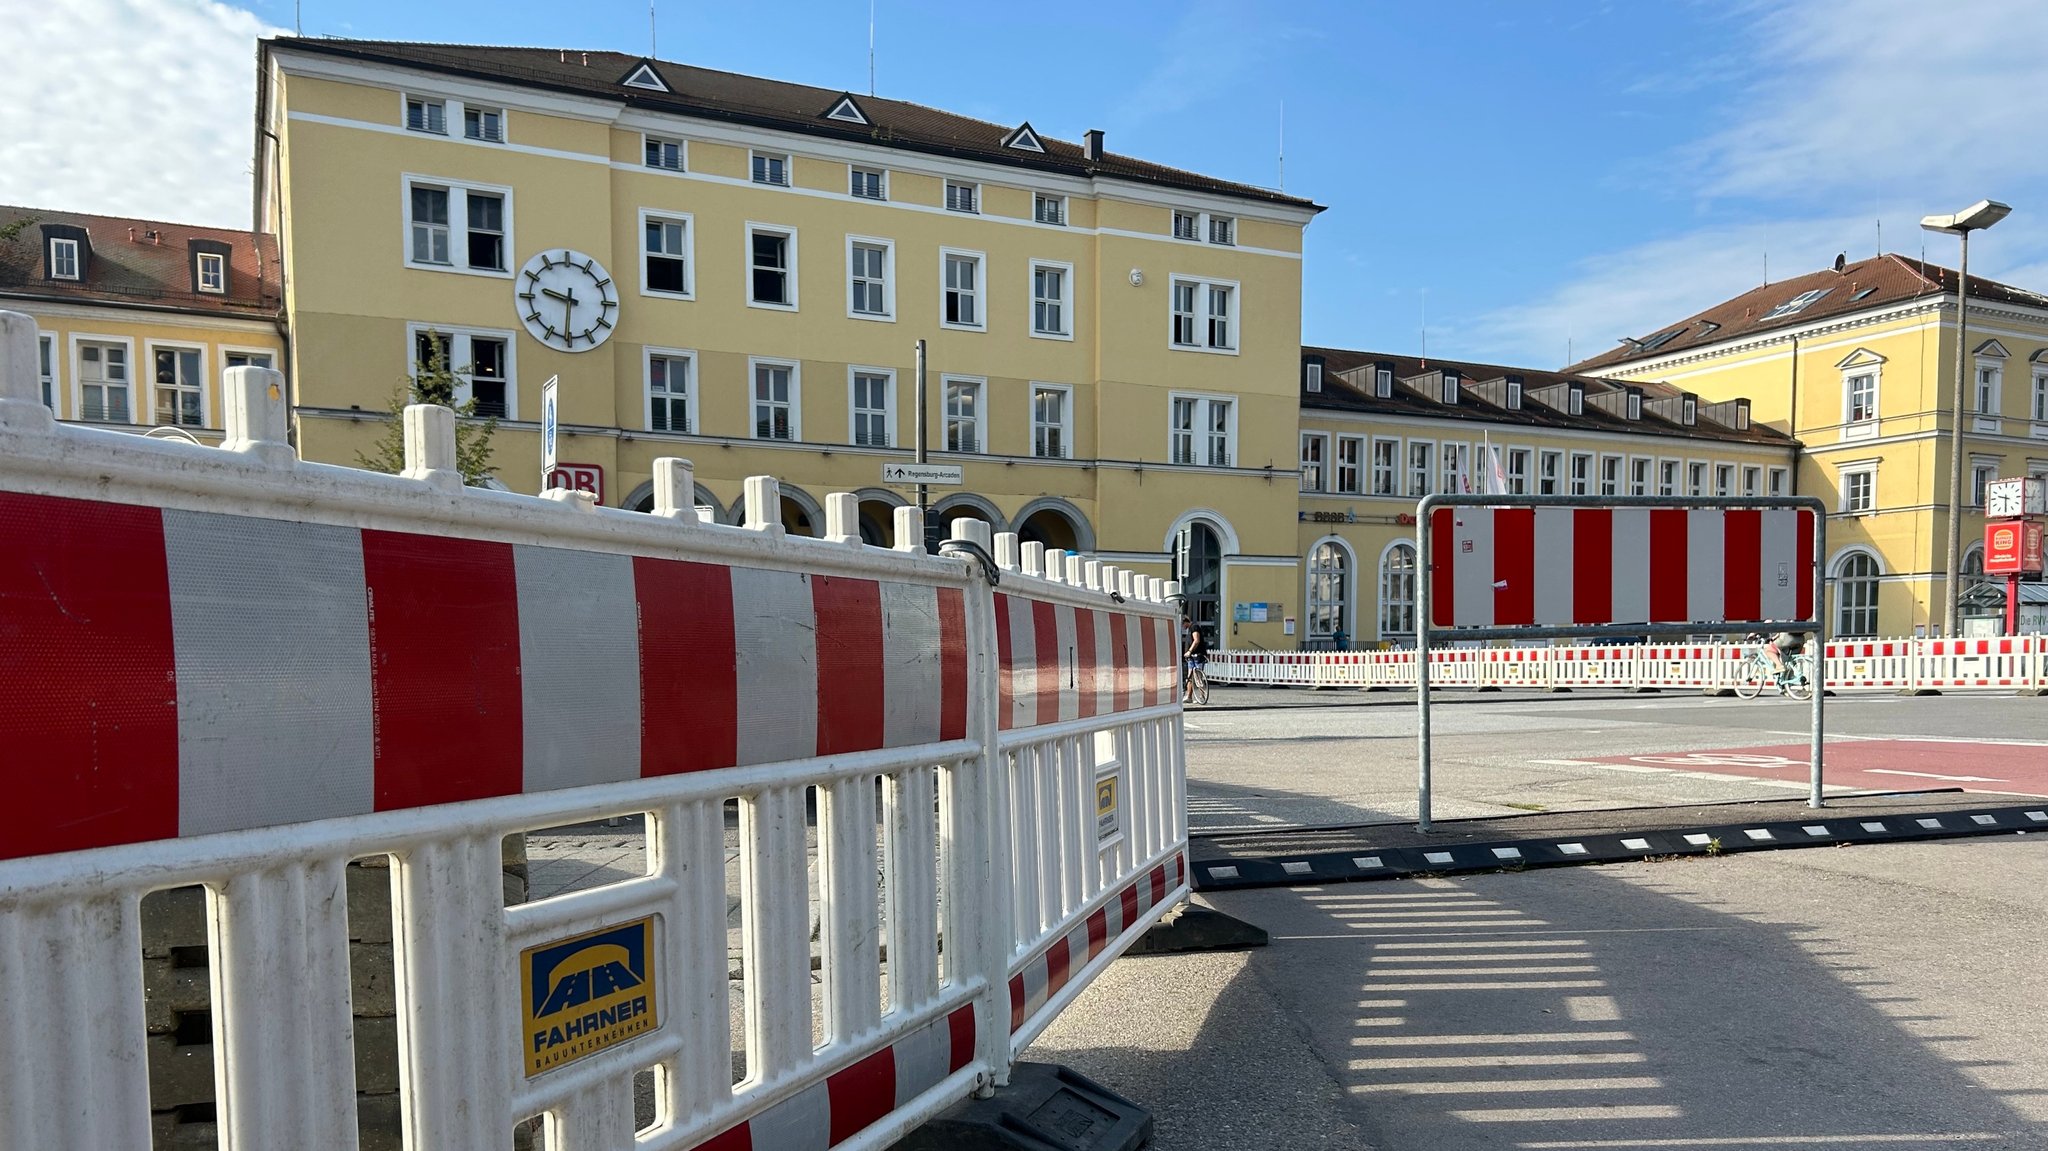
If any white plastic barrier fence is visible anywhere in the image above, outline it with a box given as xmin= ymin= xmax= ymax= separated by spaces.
xmin=1208 ymin=637 xmax=2048 ymax=695
xmin=0 ymin=313 xmax=1186 ymax=1151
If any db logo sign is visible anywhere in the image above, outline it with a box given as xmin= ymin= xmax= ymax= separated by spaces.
xmin=546 ymin=463 xmax=604 ymax=502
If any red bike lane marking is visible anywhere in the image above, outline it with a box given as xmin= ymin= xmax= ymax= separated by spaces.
xmin=1581 ymin=741 xmax=2048 ymax=798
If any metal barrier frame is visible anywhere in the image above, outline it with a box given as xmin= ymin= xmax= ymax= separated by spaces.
xmin=1415 ymin=493 xmax=1829 ymax=830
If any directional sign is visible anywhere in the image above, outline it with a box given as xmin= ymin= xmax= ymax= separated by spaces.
xmin=882 ymin=462 xmax=963 ymax=486
xmin=540 ymin=375 xmax=560 ymax=476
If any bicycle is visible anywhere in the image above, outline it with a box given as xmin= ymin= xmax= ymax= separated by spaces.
xmin=1182 ymin=658 xmax=1210 ymax=706
xmin=1732 ymin=649 xmax=1815 ymax=701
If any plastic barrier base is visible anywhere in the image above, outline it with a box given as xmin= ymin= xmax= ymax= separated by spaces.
xmin=895 ymin=1062 xmax=1152 ymax=1151
xmin=1128 ymin=903 xmax=1268 ymax=954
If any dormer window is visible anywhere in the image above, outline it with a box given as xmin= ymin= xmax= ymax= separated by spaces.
xmin=1004 ymin=123 xmax=1045 ymax=152
xmin=1304 ymin=359 xmax=1323 ymax=393
xmin=1568 ymin=387 xmax=1584 ymax=415
xmin=196 ymin=252 xmax=225 ymax=294
xmin=463 ymin=105 xmax=505 ymax=142
xmin=49 ymin=238 xmax=80 ymax=281
xmin=1441 ymin=375 xmax=1459 ymax=405
xmin=1506 ymin=377 xmax=1523 ymax=409
xmin=1375 ymin=366 xmax=1393 ymax=398
xmin=1681 ymin=397 xmax=1696 ymax=425
xmin=405 ymin=96 xmax=446 ymax=134
xmin=620 ymin=61 xmax=669 ymax=91
xmin=824 ymin=95 xmax=868 ymax=124
xmin=1626 ymin=392 xmax=1642 ymax=420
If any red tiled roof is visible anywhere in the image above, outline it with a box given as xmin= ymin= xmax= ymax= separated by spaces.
xmin=0 ymin=205 xmax=280 ymax=319
xmin=1566 ymin=253 xmax=2048 ymax=374
xmin=1303 ymin=346 xmax=1797 ymax=447
xmin=264 ymin=38 xmax=1323 ymax=212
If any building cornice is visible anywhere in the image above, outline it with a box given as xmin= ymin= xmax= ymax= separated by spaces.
xmin=1 ymin=293 xmax=282 ymax=333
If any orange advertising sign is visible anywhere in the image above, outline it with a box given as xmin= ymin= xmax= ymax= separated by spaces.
xmin=1985 ymin=520 xmax=2044 ymax=575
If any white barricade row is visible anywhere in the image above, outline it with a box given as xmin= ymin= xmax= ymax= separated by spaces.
xmin=0 ymin=313 xmax=1187 ymax=1151
xmin=1205 ymin=636 xmax=2047 ymax=694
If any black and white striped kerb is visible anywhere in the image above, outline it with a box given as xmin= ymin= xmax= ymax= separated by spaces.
xmin=1192 ymin=805 xmax=2048 ymax=891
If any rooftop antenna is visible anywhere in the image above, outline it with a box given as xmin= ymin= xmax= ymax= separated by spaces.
xmin=1420 ymin=287 xmax=1428 ymax=367
xmin=869 ymin=0 xmax=876 ymax=96
xmin=295 ymin=0 xmax=301 ymax=35
xmin=1763 ymin=250 xmax=1769 ymax=286
xmin=1876 ymin=217 xmax=1882 ymax=257
xmin=650 ymin=0 xmax=657 ymax=56
xmin=1277 ymin=99 xmax=1285 ymax=191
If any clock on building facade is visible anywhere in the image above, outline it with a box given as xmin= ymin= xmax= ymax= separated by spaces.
xmin=516 ymin=250 xmax=618 ymax=351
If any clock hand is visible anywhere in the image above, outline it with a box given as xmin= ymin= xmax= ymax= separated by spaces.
xmin=558 ymin=286 xmax=579 ymax=335
xmin=540 ymin=287 xmax=570 ymax=302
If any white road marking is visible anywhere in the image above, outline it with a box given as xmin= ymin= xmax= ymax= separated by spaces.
xmin=1451 ymin=1104 xmax=1681 ymax=1122
xmin=1863 ymin=768 xmax=2007 ymax=782
xmin=1347 ymin=1052 xmax=1646 ymax=1071
xmin=1353 ymin=1076 xmax=1661 ymax=1095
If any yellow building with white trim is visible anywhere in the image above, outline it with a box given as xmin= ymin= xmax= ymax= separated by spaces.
xmin=1572 ymin=254 xmax=2048 ymax=637
xmin=253 ymin=37 xmax=1322 ymax=648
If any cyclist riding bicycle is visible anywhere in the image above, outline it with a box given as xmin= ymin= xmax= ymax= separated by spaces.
xmin=1183 ymin=626 xmax=1211 ymax=703
xmin=1762 ymin=630 xmax=1807 ymax=681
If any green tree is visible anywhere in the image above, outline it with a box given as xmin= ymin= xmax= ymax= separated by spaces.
xmin=356 ymin=338 xmax=499 ymax=484
xmin=0 ymin=216 xmax=36 ymax=244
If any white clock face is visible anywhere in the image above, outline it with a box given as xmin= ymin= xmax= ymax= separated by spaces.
xmin=516 ymin=250 xmax=619 ymax=352
xmin=1987 ymin=482 xmax=2020 ymax=518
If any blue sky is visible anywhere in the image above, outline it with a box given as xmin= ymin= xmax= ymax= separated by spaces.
xmin=9 ymin=0 xmax=2048 ymax=367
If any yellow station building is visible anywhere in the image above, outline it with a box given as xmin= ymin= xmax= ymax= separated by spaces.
xmin=0 ymin=206 xmax=284 ymax=437
xmin=1572 ymin=254 xmax=2048 ymax=638
xmin=250 ymin=37 xmax=1324 ymax=649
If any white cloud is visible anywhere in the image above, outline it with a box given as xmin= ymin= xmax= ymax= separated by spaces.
xmin=1470 ymin=0 xmax=2048 ymax=367
xmin=0 ymin=0 xmax=282 ymax=228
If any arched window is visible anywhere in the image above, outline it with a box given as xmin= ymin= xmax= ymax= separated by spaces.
xmin=1960 ymin=544 xmax=1996 ymax=607
xmin=1174 ymin=522 xmax=1223 ymax=635
xmin=1379 ymin=543 xmax=1417 ymax=641
xmin=1834 ymin=551 xmax=1880 ymax=637
xmin=1307 ymin=542 xmax=1348 ymax=647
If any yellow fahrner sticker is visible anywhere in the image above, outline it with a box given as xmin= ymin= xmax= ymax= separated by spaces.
xmin=521 ymin=916 xmax=660 ymax=1077
xmin=1096 ymin=775 xmax=1120 ymax=842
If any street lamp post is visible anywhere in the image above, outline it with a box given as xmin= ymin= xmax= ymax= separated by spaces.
xmin=1921 ymin=199 xmax=2011 ymax=636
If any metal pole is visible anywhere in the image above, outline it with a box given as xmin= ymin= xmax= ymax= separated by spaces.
xmin=1810 ymin=509 xmax=1828 ymax=808
xmin=1943 ymin=232 xmax=1971 ymax=636
xmin=915 ymin=338 xmax=929 ymax=551
xmin=1416 ymin=498 xmax=1433 ymax=833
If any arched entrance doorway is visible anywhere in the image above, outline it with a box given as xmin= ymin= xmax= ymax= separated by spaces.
xmin=1013 ymin=499 xmax=1092 ymax=555
xmin=1175 ymin=522 xmax=1224 ymax=636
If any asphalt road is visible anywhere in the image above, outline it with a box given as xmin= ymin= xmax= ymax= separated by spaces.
xmin=1023 ymin=689 xmax=2048 ymax=1150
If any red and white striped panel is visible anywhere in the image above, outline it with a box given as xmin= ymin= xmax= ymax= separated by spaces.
xmin=1008 ymin=853 xmax=1186 ymax=1034
xmin=691 ymin=1005 xmax=975 ymax=1151
xmin=994 ymin=593 xmax=1174 ymax=732
xmin=1828 ymin=641 xmax=1909 ymax=688
xmin=1429 ymin=506 xmax=1815 ymax=629
xmin=1919 ymin=638 xmax=2027 ymax=687
xmin=1 ymin=491 xmax=970 ymax=862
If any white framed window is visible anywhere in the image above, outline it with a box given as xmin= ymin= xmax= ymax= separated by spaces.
xmin=1838 ymin=370 xmax=1877 ymax=425
xmin=1742 ymin=466 xmax=1762 ymax=497
xmin=644 ymin=134 xmax=685 ymax=171
xmin=847 ymin=236 xmax=894 ymax=320
xmin=1769 ymin=466 xmax=1789 ymax=496
xmin=849 ymin=367 xmax=894 ymax=447
xmin=1032 ymin=384 xmax=1071 ymax=459
xmin=1169 ymin=276 xmax=1237 ymax=353
xmin=1169 ymin=393 xmax=1235 ymax=467
xmin=1409 ymin=441 xmax=1436 ymax=496
xmin=406 ymin=324 xmax=515 ymax=419
xmin=403 ymin=176 xmax=511 ymax=275
xmin=1208 ymin=215 xmax=1235 ymax=245
xmin=462 ymin=105 xmax=505 ymax=142
xmin=1306 ymin=541 xmax=1350 ymax=644
xmin=1379 ymin=542 xmax=1418 ymax=640
xmin=1658 ymin=458 xmax=1680 ymax=496
xmin=1568 ymin=388 xmax=1584 ymax=416
xmin=1975 ymin=360 xmax=2002 ymax=414
xmin=1599 ymin=453 xmax=1622 ymax=497
xmin=1840 ymin=464 xmax=1876 ymax=514
xmin=1442 ymin=442 xmax=1469 ymax=494
xmin=1714 ymin=463 xmax=1735 ymax=496
xmin=1628 ymin=456 xmax=1651 ymax=496
xmin=941 ymin=248 xmax=983 ymax=330
xmin=746 ymin=224 xmax=798 ymax=310
xmin=849 ymin=166 xmax=886 ymax=200
xmin=751 ymin=151 xmax=790 ymax=186
xmin=1375 ymin=366 xmax=1394 ymax=397
xmin=1030 ymin=260 xmax=1072 ymax=338
xmin=75 ymin=338 xmax=131 ymax=422
xmin=1300 ymin=433 xmax=1328 ymax=493
xmin=1033 ymin=194 xmax=1066 ymax=225
xmin=1506 ymin=448 xmax=1531 ymax=494
xmin=1834 ymin=550 xmax=1881 ymax=637
xmin=196 ymin=252 xmax=225 ymax=294
xmin=149 ymin=343 xmax=205 ymax=427
xmin=943 ymin=376 xmax=984 ymax=452
xmin=944 ymin=181 xmax=978 ymax=214
xmin=640 ymin=210 xmax=692 ymax=298
xmin=1687 ymin=461 xmax=1708 ymax=496
xmin=645 ymin=348 xmax=696 ymax=434
xmin=750 ymin=358 xmax=800 ymax=440
xmin=2033 ymin=370 xmax=2048 ymax=423
xmin=1970 ymin=459 xmax=1998 ymax=507
xmin=1335 ymin=435 xmax=1364 ymax=494
xmin=1538 ymin=449 xmax=1562 ymax=495
xmin=1172 ymin=210 xmax=1199 ymax=240
xmin=49 ymin=237 xmax=80 ymax=280
xmin=404 ymin=95 xmax=446 ymax=134
xmin=37 ymin=332 xmax=56 ymax=411
xmin=1568 ymin=451 xmax=1593 ymax=496
xmin=1305 ymin=361 xmax=1324 ymax=392
xmin=1370 ymin=437 xmax=1399 ymax=496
